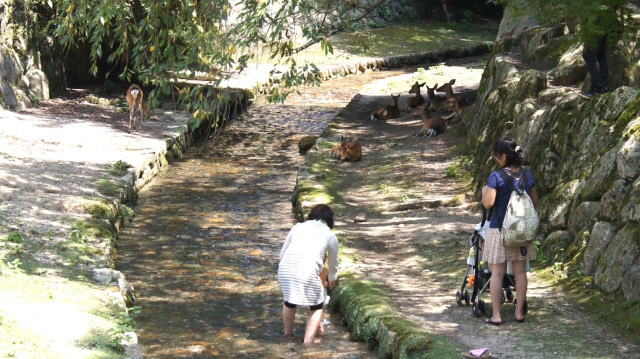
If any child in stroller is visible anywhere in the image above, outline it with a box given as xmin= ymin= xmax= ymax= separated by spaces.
xmin=455 ymin=208 xmax=528 ymax=318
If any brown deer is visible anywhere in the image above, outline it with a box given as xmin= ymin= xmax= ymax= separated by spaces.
xmin=426 ymin=83 xmax=449 ymax=113
xmin=437 ymin=79 xmax=469 ymax=120
xmin=371 ymin=94 xmax=400 ymax=121
xmin=414 ymin=104 xmax=447 ymax=137
xmin=406 ymin=82 xmax=426 ymax=109
xmin=330 ymin=137 xmax=362 ymax=161
xmin=126 ymin=84 xmax=150 ymax=130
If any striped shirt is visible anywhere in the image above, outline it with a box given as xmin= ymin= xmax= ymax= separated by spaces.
xmin=277 ymin=220 xmax=339 ymax=306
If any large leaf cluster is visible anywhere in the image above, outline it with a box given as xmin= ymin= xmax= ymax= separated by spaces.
xmin=44 ymin=0 xmax=385 ymax=109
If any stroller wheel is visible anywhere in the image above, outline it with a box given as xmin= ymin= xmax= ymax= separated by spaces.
xmin=472 ymin=302 xmax=481 ymax=317
xmin=456 ymin=291 xmax=463 ymax=306
xmin=500 ymin=290 xmax=506 ymax=304
xmin=464 ymin=290 xmax=470 ymax=306
xmin=478 ymin=299 xmax=487 ymax=316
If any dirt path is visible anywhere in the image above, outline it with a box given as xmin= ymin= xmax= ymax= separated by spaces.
xmin=324 ymin=69 xmax=640 ymax=358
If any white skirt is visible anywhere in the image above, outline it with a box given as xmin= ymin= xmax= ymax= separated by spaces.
xmin=483 ymin=228 xmax=536 ymax=264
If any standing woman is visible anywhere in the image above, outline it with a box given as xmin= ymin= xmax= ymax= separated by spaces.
xmin=481 ymin=138 xmax=539 ymax=325
xmin=278 ymin=204 xmax=339 ymax=345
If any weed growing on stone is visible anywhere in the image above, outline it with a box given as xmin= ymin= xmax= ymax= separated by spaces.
xmin=6 ymin=231 xmax=23 ymax=243
xmin=109 ymin=160 xmax=130 ymax=177
xmin=96 ymin=179 xmax=122 ymax=196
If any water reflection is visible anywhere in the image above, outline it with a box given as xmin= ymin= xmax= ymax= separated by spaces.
xmin=116 ymin=102 xmax=376 ymax=358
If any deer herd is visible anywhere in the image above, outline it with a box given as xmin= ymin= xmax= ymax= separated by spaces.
xmin=126 ymin=77 xmax=469 ymax=163
xmin=332 ymin=78 xmax=470 ymax=162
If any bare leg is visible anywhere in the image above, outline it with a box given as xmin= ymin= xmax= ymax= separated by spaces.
xmin=303 ymin=308 xmax=324 ymax=345
xmin=489 ymin=262 xmax=506 ymax=323
xmin=282 ymin=304 xmax=296 ymax=336
xmin=512 ymin=260 xmax=527 ymax=320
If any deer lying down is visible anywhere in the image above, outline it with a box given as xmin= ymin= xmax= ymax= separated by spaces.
xmin=426 ymin=83 xmax=449 ymax=112
xmin=126 ymin=84 xmax=150 ymax=131
xmin=437 ymin=79 xmax=470 ymax=120
xmin=414 ymin=104 xmax=447 ymax=137
xmin=406 ymin=82 xmax=426 ymax=109
xmin=331 ymin=137 xmax=362 ymax=161
xmin=371 ymin=94 xmax=400 ymax=121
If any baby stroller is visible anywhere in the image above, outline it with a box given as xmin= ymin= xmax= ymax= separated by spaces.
xmin=455 ymin=208 xmax=528 ymax=317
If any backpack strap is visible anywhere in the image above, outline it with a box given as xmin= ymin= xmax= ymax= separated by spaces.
xmin=498 ymin=168 xmax=526 ymax=194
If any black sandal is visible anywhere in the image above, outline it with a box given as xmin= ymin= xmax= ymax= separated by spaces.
xmin=484 ymin=318 xmax=502 ymax=326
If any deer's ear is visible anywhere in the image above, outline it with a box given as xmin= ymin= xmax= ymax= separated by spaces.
xmin=419 ymin=82 xmax=425 ymax=87
xmin=449 ymin=79 xmax=456 ymax=85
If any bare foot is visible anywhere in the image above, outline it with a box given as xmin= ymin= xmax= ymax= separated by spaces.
xmin=317 ymin=323 xmax=325 ymax=336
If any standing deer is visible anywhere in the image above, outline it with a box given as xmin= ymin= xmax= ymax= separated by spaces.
xmin=126 ymin=84 xmax=150 ymax=131
xmin=371 ymin=94 xmax=400 ymax=121
xmin=406 ymin=82 xmax=426 ymax=109
xmin=414 ymin=104 xmax=447 ymax=137
xmin=426 ymin=83 xmax=449 ymax=112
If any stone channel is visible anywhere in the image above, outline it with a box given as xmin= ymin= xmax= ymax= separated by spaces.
xmin=115 ymin=70 xmax=413 ymax=358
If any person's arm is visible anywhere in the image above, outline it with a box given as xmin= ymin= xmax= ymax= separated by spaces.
xmin=327 ymin=233 xmax=339 ymax=288
xmin=279 ymin=228 xmax=294 ymax=261
xmin=482 ymin=171 xmax=498 ymax=209
xmin=482 ymin=185 xmax=496 ymax=209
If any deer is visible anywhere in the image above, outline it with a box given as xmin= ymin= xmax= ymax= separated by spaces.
xmin=414 ymin=104 xmax=447 ymax=137
xmin=437 ymin=79 xmax=469 ymax=120
xmin=371 ymin=94 xmax=400 ymax=121
xmin=426 ymin=83 xmax=449 ymax=113
xmin=406 ymin=81 xmax=426 ymax=109
xmin=126 ymin=84 xmax=150 ymax=131
xmin=330 ymin=137 xmax=362 ymax=161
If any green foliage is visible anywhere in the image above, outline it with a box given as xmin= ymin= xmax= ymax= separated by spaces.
xmin=6 ymin=232 xmax=23 ymax=244
xmin=108 ymin=161 xmax=130 ymax=177
xmin=95 ymin=179 xmax=121 ymax=196
xmin=500 ymin=0 xmax=638 ymax=48
xmin=119 ymin=205 xmax=134 ymax=223
xmin=45 ymin=0 xmax=387 ymax=109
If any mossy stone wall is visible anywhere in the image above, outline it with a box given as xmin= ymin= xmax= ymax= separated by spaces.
xmin=463 ymin=10 xmax=640 ymax=302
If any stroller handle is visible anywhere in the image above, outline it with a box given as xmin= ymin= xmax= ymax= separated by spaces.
xmin=481 ymin=207 xmax=493 ymax=226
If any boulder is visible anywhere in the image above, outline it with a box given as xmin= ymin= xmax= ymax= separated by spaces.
xmin=298 ymin=135 xmax=318 ymax=153
xmin=599 ymin=179 xmax=630 ymax=225
xmin=581 ymin=144 xmax=620 ymax=201
xmin=496 ymin=1 xmax=539 ymax=42
xmin=616 ymin=132 xmax=640 ymax=180
xmin=567 ymin=201 xmax=600 ymax=238
xmin=549 ymin=43 xmax=587 ymax=86
xmin=541 ymin=230 xmax=572 ymax=262
xmin=582 ymin=221 xmax=617 ymax=275
xmin=540 ymin=179 xmax=582 ymax=230
xmin=594 ymin=224 xmax=640 ymax=301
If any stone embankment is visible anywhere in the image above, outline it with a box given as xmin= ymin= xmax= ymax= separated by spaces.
xmin=463 ymin=5 xmax=640 ymax=306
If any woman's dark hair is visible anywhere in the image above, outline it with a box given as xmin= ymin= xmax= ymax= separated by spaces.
xmin=493 ymin=137 xmax=523 ymax=168
xmin=307 ymin=204 xmax=335 ymax=229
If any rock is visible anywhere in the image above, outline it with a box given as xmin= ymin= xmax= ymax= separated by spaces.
xmin=541 ymin=230 xmax=572 ymax=262
xmin=354 ymin=212 xmax=367 ymax=223
xmin=567 ymin=201 xmax=600 ymax=238
xmin=581 ymin=144 xmax=620 ymax=201
xmin=159 ymin=114 xmax=175 ymax=122
xmin=540 ymin=180 xmax=581 ymax=230
xmin=496 ymin=0 xmax=539 ymax=42
xmin=92 ymin=268 xmax=123 ymax=284
xmin=616 ymin=133 xmax=640 ymax=180
xmin=121 ymin=332 xmax=144 ymax=359
xmin=599 ymin=179 xmax=629 ymax=224
xmin=25 ymin=68 xmax=50 ymax=100
xmin=549 ymin=43 xmax=587 ymax=85
xmin=594 ymin=224 xmax=640 ymax=301
xmin=298 ymin=135 xmax=318 ymax=153
xmin=619 ymin=176 xmax=640 ymax=224
xmin=582 ymin=221 xmax=617 ymax=275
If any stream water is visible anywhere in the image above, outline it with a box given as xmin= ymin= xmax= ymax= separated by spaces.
xmin=115 ymin=72 xmax=409 ymax=358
